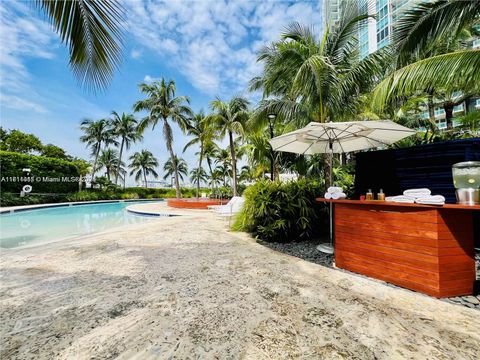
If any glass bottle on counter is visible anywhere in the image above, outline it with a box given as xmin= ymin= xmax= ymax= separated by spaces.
xmin=377 ymin=189 xmax=385 ymax=201
xmin=366 ymin=189 xmax=373 ymax=200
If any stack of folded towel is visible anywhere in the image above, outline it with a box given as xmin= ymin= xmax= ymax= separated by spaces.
xmin=385 ymin=195 xmax=414 ymax=203
xmin=324 ymin=186 xmax=346 ymax=200
xmin=415 ymin=195 xmax=446 ymax=205
xmin=385 ymin=188 xmax=445 ymax=205
xmin=403 ymin=188 xmax=431 ymax=199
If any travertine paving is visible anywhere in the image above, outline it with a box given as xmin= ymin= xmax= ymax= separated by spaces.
xmin=1 ymin=203 xmax=479 ymax=359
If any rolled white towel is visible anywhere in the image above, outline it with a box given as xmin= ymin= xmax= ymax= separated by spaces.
xmin=415 ymin=195 xmax=445 ymax=205
xmin=331 ymin=192 xmax=346 ymax=200
xmin=324 ymin=192 xmax=332 ymax=199
xmin=403 ymin=188 xmax=431 ymax=199
xmin=385 ymin=195 xmax=415 ymax=203
xmin=327 ymin=186 xmax=343 ymax=194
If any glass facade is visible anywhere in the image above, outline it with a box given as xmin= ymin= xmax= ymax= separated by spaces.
xmin=376 ymin=0 xmax=390 ymax=49
xmin=358 ymin=0 xmax=370 ymax=58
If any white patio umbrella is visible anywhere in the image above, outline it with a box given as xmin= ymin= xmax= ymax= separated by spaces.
xmin=269 ymin=120 xmax=416 ymax=253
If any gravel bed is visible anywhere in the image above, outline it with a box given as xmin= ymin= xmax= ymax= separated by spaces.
xmin=259 ymin=240 xmax=479 ymax=311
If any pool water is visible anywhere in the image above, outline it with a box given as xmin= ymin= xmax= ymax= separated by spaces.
xmin=0 ymin=201 xmax=161 ymax=249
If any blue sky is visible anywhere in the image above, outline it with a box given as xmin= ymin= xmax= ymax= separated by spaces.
xmin=1 ymin=0 xmax=323 ymax=185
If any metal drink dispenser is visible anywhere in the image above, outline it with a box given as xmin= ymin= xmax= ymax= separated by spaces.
xmin=452 ymin=161 xmax=480 ymax=205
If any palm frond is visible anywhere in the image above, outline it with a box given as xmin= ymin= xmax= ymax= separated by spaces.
xmin=35 ymin=0 xmax=125 ymax=92
xmin=372 ymin=50 xmax=480 ymax=111
xmin=394 ymin=0 xmax=480 ymax=66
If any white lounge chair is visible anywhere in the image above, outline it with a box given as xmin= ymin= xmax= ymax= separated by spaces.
xmin=217 ymin=197 xmax=245 ymax=225
xmin=208 ymin=196 xmax=242 ymax=212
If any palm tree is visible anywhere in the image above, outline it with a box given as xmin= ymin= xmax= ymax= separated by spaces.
xmin=371 ymin=1 xmax=480 ymax=120
xmin=79 ymin=118 xmax=116 ymax=181
xmin=250 ymin=6 xmax=387 ymax=187
xmin=215 ymin=149 xmax=232 ymax=186
xmin=110 ymin=111 xmax=142 ymax=184
xmin=134 ymin=79 xmax=193 ymax=198
xmin=72 ymin=158 xmax=91 ymax=192
xmin=209 ymin=169 xmax=223 ymax=191
xmin=203 ymin=142 xmax=219 ymax=180
xmin=208 ymin=97 xmax=249 ymax=196
xmin=190 ymin=167 xmax=208 ymax=191
xmin=183 ymin=110 xmax=214 ymax=198
xmin=129 ymin=150 xmax=159 ymax=188
xmin=250 ymin=4 xmax=387 ymax=125
xmin=34 ymin=0 xmax=125 ymax=91
xmin=97 ymin=148 xmax=121 ymax=182
xmin=163 ymin=156 xmax=188 ymax=187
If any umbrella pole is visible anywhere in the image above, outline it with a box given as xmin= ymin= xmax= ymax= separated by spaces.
xmin=329 ymin=149 xmax=333 ymax=249
xmin=317 ymin=143 xmax=335 ymax=255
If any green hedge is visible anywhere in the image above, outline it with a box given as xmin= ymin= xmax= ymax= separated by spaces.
xmin=0 ymin=187 xmax=212 ymax=207
xmin=233 ymin=179 xmax=327 ymax=242
xmin=0 ymin=151 xmax=79 ymax=193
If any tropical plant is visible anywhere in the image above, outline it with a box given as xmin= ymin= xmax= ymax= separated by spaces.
xmin=110 ymin=111 xmax=141 ymax=184
xmin=79 ymin=118 xmax=116 ymax=180
xmin=163 ymin=155 xmax=188 ymax=186
xmin=97 ymin=148 xmax=122 ymax=181
xmin=183 ymin=110 xmax=214 ymax=198
xmin=250 ymin=6 xmax=388 ymax=186
xmin=134 ymin=79 xmax=193 ymax=198
xmin=129 ymin=150 xmax=159 ymax=188
xmin=190 ymin=167 xmax=208 ymax=190
xmin=232 ymin=179 xmax=326 ymax=242
xmin=209 ymin=168 xmax=223 ymax=190
xmin=208 ymin=96 xmax=249 ymax=196
xmin=372 ymin=1 xmax=480 ymax=120
xmin=72 ymin=158 xmax=91 ymax=191
xmin=0 ymin=129 xmax=43 ymax=154
xmin=251 ymin=5 xmax=388 ymax=125
xmin=202 ymin=141 xmax=219 ymax=180
xmin=34 ymin=0 xmax=125 ymax=91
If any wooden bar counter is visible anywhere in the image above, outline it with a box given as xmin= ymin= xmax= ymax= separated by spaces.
xmin=316 ymin=198 xmax=479 ymax=298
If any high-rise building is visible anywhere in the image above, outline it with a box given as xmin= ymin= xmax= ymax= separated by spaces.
xmin=324 ymin=0 xmax=419 ymax=59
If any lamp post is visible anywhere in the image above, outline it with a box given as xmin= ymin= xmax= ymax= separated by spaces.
xmin=267 ymin=114 xmax=276 ymax=181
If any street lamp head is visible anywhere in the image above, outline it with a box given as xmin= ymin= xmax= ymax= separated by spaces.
xmin=267 ymin=113 xmax=276 ymax=120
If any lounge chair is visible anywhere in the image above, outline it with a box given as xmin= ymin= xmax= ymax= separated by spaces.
xmin=208 ymin=196 xmax=242 ymax=212
xmin=216 ymin=197 xmax=245 ymax=225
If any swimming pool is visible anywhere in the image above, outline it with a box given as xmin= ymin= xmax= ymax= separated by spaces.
xmin=0 ymin=201 xmax=163 ymax=249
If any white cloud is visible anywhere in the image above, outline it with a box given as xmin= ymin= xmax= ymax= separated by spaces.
xmin=130 ymin=49 xmax=143 ymax=59
xmin=0 ymin=1 xmax=57 ymax=113
xmin=143 ymin=75 xmax=159 ymax=83
xmin=125 ymin=0 xmax=323 ymax=97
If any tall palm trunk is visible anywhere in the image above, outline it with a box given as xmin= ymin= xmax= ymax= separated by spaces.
xmin=206 ymin=156 xmax=213 ymax=191
xmin=144 ymin=169 xmax=148 ymax=188
xmin=196 ymin=143 xmax=204 ymax=198
xmin=91 ymin=143 xmax=101 ymax=184
xmin=444 ymin=103 xmax=454 ymax=129
xmin=115 ymin=138 xmax=124 ymax=184
xmin=228 ymin=130 xmax=238 ymax=197
xmin=163 ymin=118 xmax=181 ymax=198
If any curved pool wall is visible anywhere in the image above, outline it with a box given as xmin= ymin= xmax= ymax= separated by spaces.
xmin=166 ymin=198 xmax=228 ymax=209
xmin=0 ymin=200 xmax=164 ymax=249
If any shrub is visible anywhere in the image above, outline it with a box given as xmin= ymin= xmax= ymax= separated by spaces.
xmin=0 ymin=192 xmax=68 ymax=207
xmin=0 ymin=151 xmax=79 ymax=193
xmin=233 ymin=179 xmax=327 ymax=242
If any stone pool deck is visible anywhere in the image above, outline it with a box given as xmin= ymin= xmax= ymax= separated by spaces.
xmin=1 ymin=202 xmax=479 ymax=359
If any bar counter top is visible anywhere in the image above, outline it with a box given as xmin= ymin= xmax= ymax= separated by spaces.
xmin=316 ymin=198 xmax=480 ymax=210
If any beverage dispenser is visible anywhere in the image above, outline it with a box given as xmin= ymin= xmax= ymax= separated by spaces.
xmin=452 ymin=161 xmax=480 ymax=205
